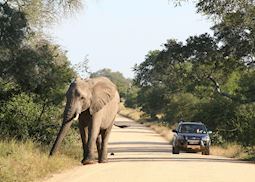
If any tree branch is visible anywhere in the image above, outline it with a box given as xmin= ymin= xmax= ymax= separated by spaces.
xmin=208 ymin=75 xmax=237 ymax=100
xmin=216 ymin=128 xmax=239 ymax=132
xmin=208 ymin=75 xmax=255 ymax=104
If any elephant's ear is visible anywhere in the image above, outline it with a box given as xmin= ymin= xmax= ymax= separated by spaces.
xmin=89 ymin=82 xmax=116 ymax=114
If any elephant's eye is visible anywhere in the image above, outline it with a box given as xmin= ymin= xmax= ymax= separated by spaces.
xmin=81 ymin=96 xmax=85 ymax=100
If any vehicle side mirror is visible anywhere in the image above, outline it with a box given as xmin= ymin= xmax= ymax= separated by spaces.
xmin=172 ymin=129 xmax=178 ymax=133
xmin=208 ymin=131 xmax=212 ymax=134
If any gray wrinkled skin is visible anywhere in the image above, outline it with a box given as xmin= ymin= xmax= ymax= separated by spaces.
xmin=50 ymin=77 xmax=120 ymax=165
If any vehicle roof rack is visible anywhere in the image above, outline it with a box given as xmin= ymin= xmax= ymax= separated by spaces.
xmin=179 ymin=119 xmax=185 ymax=123
xmin=189 ymin=120 xmax=202 ymax=123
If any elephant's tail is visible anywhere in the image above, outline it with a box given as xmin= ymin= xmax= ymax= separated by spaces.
xmin=114 ymin=124 xmax=129 ymax=128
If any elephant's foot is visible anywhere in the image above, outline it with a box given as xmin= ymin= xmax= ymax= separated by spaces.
xmin=81 ymin=159 xmax=95 ymax=165
xmin=99 ymin=159 xmax=108 ymax=163
xmin=99 ymin=156 xmax=108 ymax=163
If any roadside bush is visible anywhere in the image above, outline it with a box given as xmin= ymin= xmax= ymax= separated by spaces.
xmin=124 ymin=86 xmax=140 ymax=108
xmin=0 ymin=93 xmax=41 ymax=140
xmin=193 ymin=96 xmax=255 ymax=146
xmin=210 ymin=131 xmax=226 ymax=145
xmin=163 ymin=93 xmax=200 ymax=123
xmin=137 ymin=86 xmax=166 ymax=119
xmin=234 ymin=103 xmax=255 ymax=146
xmin=192 ymin=96 xmax=235 ymax=135
xmin=0 ymin=93 xmax=78 ymax=145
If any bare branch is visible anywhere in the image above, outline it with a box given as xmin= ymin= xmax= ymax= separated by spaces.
xmin=208 ymin=75 xmax=255 ymax=104
xmin=208 ymin=75 xmax=237 ymax=100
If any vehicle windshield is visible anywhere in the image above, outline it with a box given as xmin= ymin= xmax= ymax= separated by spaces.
xmin=179 ymin=124 xmax=207 ymax=134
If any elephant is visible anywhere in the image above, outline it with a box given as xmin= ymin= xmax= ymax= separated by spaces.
xmin=49 ymin=76 xmax=120 ymax=165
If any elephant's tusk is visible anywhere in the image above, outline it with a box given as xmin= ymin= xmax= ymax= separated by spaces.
xmin=74 ymin=113 xmax=80 ymax=121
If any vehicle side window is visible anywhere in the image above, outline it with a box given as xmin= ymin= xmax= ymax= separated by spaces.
xmin=180 ymin=124 xmax=188 ymax=133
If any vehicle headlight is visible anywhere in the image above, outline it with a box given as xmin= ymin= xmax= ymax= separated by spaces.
xmin=202 ymin=136 xmax=210 ymax=141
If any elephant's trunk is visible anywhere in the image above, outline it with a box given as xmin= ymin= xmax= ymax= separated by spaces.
xmin=50 ymin=102 xmax=79 ymax=156
xmin=49 ymin=105 xmax=74 ymax=156
xmin=49 ymin=97 xmax=81 ymax=156
xmin=49 ymin=120 xmax=73 ymax=156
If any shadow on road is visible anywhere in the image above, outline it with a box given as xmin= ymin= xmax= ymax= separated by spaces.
xmin=108 ymin=141 xmax=253 ymax=164
xmin=114 ymin=120 xmax=144 ymax=128
xmin=109 ymin=157 xmax=252 ymax=164
xmin=109 ymin=141 xmax=170 ymax=145
xmin=112 ymin=130 xmax=154 ymax=134
xmin=110 ymin=147 xmax=171 ymax=153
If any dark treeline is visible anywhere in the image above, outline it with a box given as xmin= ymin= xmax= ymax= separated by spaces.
xmin=0 ymin=0 xmax=82 ymax=144
xmin=130 ymin=0 xmax=255 ymax=146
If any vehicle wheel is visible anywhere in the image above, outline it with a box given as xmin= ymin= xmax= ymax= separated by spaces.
xmin=202 ymin=147 xmax=210 ymax=155
xmin=172 ymin=146 xmax=180 ymax=154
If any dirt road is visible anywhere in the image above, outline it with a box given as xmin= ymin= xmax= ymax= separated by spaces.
xmin=45 ymin=116 xmax=255 ymax=182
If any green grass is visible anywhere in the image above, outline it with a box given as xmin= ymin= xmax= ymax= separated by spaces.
xmin=0 ymin=139 xmax=81 ymax=182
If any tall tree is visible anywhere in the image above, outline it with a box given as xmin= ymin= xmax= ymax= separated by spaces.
xmin=90 ymin=68 xmax=132 ymax=99
xmin=2 ymin=0 xmax=83 ymax=27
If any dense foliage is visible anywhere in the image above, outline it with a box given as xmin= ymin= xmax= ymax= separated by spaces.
xmin=133 ymin=1 xmax=255 ymax=146
xmin=0 ymin=1 xmax=77 ymax=144
xmin=1 ymin=0 xmax=82 ymax=27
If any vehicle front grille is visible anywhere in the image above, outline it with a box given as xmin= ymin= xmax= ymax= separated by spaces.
xmin=187 ymin=136 xmax=201 ymax=140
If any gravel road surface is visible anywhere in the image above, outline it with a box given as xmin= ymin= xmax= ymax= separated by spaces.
xmin=44 ymin=115 xmax=255 ymax=182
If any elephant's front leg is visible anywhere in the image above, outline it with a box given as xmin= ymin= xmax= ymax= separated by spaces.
xmin=99 ymin=126 xmax=112 ymax=163
xmin=78 ymin=120 xmax=89 ymax=164
xmin=96 ymin=135 xmax=102 ymax=160
xmin=83 ymin=118 xmax=101 ymax=165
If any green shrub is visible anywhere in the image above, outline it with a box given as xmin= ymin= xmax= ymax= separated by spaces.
xmin=124 ymin=86 xmax=140 ymax=108
xmin=0 ymin=93 xmax=41 ymax=140
xmin=0 ymin=93 xmax=78 ymax=145
xmin=234 ymin=103 xmax=255 ymax=146
xmin=210 ymin=131 xmax=226 ymax=145
xmin=163 ymin=93 xmax=200 ymax=123
xmin=193 ymin=96 xmax=255 ymax=146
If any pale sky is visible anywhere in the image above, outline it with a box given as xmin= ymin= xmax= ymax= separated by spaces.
xmin=51 ymin=0 xmax=212 ymax=78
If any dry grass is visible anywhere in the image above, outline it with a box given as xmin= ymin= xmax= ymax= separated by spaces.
xmin=210 ymin=144 xmax=250 ymax=159
xmin=119 ymin=103 xmax=144 ymax=121
xmin=211 ymin=144 xmax=242 ymax=158
xmin=147 ymin=124 xmax=173 ymax=143
xmin=0 ymin=140 xmax=80 ymax=182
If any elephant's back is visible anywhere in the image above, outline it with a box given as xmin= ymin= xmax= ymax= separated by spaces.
xmin=90 ymin=77 xmax=116 ymax=87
